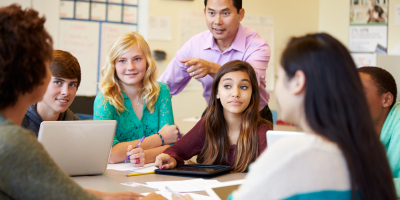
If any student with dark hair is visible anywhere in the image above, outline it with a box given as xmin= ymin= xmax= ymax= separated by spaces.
xmin=159 ymin=0 xmax=273 ymax=123
xmin=21 ymin=50 xmax=81 ymax=136
xmin=358 ymin=66 xmax=400 ymax=197
xmin=155 ymin=60 xmax=272 ymax=172
xmin=230 ymin=33 xmax=396 ymax=199
xmin=0 ymin=4 xmax=143 ymax=199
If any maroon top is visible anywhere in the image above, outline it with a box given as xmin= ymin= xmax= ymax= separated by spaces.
xmin=164 ymin=117 xmax=271 ymax=167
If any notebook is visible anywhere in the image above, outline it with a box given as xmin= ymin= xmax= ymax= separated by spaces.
xmin=37 ymin=120 xmax=117 ymax=176
xmin=266 ymin=130 xmax=304 ymax=146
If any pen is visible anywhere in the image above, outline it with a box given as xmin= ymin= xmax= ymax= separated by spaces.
xmin=177 ymin=127 xmax=182 ymax=139
xmin=125 ymin=136 xmax=146 ymax=163
xmin=165 ymin=186 xmax=185 ymax=199
xmin=126 ymin=171 xmax=155 ymax=177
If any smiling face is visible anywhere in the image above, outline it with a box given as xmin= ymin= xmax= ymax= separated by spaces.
xmin=204 ymin=0 xmax=244 ymax=47
xmin=115 ymin=47 xmax=147 ymax=89
xmin=217 ymin=71 xmax=252 ymax=116
xmin=40 ymin=76 xmax=78 ymax=114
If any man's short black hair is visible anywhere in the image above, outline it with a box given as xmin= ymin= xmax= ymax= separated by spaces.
xmin=0 ymin=4 xmax=53 ymax=109
xmin=204 ymin=0 xmax=242 ymax=14
xmin=358 ymin=66 xmax=398 ymax=109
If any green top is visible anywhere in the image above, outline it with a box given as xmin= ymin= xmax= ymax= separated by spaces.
xmin=380 ymin=101 xmax=400 ymax=198
xmin=94 ymin=82 xmax=174 ymax=146
xmin=0 ymin=114 xmax=99 ymax=200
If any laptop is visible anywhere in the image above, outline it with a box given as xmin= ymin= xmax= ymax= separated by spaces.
xmin=37 ymin=120 xmax=117 ymax=176
xmin=266 ymin=130 xmax=304 ymax=146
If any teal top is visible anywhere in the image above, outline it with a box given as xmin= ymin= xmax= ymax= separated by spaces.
xmin=228 ymin=191 xmax=359 ymax=200
xmin=94 ymin=82 xmax=174 ymax=146
xmin=380 ymin=101 xmax=400 ymax=198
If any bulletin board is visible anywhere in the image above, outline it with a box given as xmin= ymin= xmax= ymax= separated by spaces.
xmin=58 ymin=0 xmax=140 ymax=96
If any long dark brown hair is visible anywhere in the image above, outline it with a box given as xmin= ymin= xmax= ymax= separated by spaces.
xmin=281 ymin=33 xmax=396 ymax=199
xmin=197 ymin=60 xmax=270 ymax=172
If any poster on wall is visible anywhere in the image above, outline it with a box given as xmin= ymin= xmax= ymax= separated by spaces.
xmin=58 ymin=0 xmax=139 ymax=95
xmin=349 ymin=0 xmax=388 ymax=53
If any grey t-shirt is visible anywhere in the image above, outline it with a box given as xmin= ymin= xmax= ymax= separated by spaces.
xmin=21 ymin=104 xmax=81 ymax=137
xmin=0 ymin=114 xmax=99 ymax=200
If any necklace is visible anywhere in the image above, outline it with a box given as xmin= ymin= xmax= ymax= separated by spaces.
xmin=137 ymin=95 xmax=141 ymax=106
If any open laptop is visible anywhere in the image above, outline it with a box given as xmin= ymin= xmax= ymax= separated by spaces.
xmin=38 ymin=120 xmax=117 ymax=176
xmin=267 ymin=130 xmax=304 ymax=146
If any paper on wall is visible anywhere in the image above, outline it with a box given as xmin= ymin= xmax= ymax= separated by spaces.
xmin=389 ymin=40 xmax=400 ymax=55
xmin=395 ymin=4 xmax=400 ymax=26
xmin=148 ymin=16 xmax=172 ymax=41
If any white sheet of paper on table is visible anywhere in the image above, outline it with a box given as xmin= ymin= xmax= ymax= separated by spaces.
xmin=146 ymin=179 xmax=221 ymax=193
xmin=107 ymin=163 xmax=157 ymax=172
xmin=141 ymin=191 xmax=212 ymax=200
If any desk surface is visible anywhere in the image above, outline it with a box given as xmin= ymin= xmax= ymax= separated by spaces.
xmin=72 ymin=169 xmax=246 ymax=195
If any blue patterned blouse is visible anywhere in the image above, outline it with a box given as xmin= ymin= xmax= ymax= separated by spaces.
xmin=94 ymin=82 xmax=174 ymax=146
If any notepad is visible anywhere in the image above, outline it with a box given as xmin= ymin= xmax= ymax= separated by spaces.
xmin=107 ymin=163 xmax=157 ymax=173
xmin=145 ymin=179 xmax=220 ymax=193
xmin=141 ymin=191 xmax=212 ymax=200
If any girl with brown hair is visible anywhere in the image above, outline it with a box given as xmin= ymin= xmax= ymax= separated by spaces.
xmin=155 ymin=60 xmax=272 ymax=172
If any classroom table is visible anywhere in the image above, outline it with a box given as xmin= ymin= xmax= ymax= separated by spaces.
xmin=72 ymin=168 xmax=247 ymax=196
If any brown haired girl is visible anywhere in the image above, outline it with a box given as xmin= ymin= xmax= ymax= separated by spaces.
xmin=155 ymin=60 xmax=272 ymax=172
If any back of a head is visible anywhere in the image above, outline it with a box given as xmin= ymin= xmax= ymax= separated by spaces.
xmin=51 ymin=50 xmax=81 ymax=88
xmin=358 ymin=66 xmax=397 ymax=108
xmin=0 ymin=4 xmax=53 ymax=109
xmin=281 ymin=33 xmax=396 ymax=199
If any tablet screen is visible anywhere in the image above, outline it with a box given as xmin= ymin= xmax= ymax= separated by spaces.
xmin=155 ymin=164 xmax=231 ymax=176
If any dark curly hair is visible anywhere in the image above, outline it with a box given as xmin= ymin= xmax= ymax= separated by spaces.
xmin=358 ymin=66 xmax=397 ymax=109
xmin=0 ymin=4 xmax=53 ymax=109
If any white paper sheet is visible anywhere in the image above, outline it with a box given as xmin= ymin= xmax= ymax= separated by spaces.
xmin=91 ymin=2 xmax=106 ymax=21
xmin=148 ymin=16 xmax=172 ymax=41
xmin=75 ymin=1 xmax=90 ymax=20
xmin=59 ymin=1 xmax=74 ymax=18
xmin=123 ymin=6 xmax=138 ymax=23
xmin=146 ymin=179 xmax=220 ymax=193
xmin=395 ymin=4 xmax=400 ymax=26
xmin=107 ymin=163 xmax=157 ymax=172
xmin=141 ymin=191 xmax=212 ymax=200
xmin=107 ymin=4 xmax=123 ymax=22
xmin=389 ymin=40 xmax=400 ymax=55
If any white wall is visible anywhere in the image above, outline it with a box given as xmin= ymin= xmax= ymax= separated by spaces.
xmin=148 ymin=0 xmax=321 ymax=119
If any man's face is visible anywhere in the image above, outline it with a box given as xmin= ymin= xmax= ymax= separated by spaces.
xmin=359 ymin=72 xmax=386 ymax=123
xmin=204 ymin=0 xmax=244 ymax=46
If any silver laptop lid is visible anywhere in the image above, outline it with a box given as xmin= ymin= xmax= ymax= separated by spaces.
xmin=38 ymin=120 xmax=117 ymax=176
xmin=266 ymin=130 xmax=304 ymax=146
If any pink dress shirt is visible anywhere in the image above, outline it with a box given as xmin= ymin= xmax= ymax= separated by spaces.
xmin=158 ymin=24 xmax=271 ymax=110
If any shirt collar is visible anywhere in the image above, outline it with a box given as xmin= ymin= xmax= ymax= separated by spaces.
xmin=121 ymin=91 xmax=129 ymax=99
xmin=202 ymin=24 xmax=246 ymax=53
xmin=0 ymin=113 xmax=6 ymax=125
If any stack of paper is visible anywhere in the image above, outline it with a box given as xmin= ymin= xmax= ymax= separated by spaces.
xmin=141 ymin=191 xmax=212 ymax=200
xmin=107 ymin=163 xmax=157 ymax=173
xmin=146 ymin=179 xmax=220 ymax=193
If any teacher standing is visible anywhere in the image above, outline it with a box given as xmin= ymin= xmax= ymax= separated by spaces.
xmin=159 ymin=0 xmax=273 ymax=122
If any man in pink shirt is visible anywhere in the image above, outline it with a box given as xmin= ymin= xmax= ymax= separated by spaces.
xmin=158 ymin=0 xmax=272 ymax=122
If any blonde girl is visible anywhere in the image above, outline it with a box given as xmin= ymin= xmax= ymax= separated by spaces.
xmin=94 ymin=32 xmax=178 ymax=166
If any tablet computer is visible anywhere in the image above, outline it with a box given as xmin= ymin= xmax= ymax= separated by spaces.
xmin=154 ymin=164 xmax=231 ymax=177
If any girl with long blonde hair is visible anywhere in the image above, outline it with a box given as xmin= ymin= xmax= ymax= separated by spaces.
xmin=94 ymin=32 xmax=179 ymax=166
